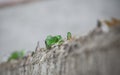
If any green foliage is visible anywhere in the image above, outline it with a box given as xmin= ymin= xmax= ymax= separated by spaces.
xmin=8 ymin=50 xmax=25 ymax=62
xmin=45 ymin=35 xmax=63 ymax=49
xmin=67 ymin=32 xmax=72 ymax=40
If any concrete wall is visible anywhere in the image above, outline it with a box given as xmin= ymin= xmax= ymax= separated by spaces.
xmin=1 ymin=28 xmax=120 ymax=75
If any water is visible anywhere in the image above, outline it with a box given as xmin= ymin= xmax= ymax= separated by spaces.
xmin=0 ymin=0 xmax=120 ymax=61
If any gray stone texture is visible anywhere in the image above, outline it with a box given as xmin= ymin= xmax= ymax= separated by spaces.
xmin=0 ymin=25 xmax=120 ymax=75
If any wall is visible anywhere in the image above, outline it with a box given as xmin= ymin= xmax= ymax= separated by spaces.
xmin=1 ymin=28 xmax=120 ymax=75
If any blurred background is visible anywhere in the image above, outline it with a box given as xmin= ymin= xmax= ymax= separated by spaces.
xmin=0 ymin=0 xmax=120 ymax=62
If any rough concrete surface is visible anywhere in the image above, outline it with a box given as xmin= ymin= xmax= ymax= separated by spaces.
xmin=0 ymin=25 xmax=120 ymax=75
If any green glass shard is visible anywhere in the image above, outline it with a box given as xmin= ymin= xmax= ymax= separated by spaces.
xmin=57 ymin=39 xmax=64 ymax=45
xmin=46 ymin=35 xmax=53 ymax=40
xmin=56 ymin=35 xmax=62 ymax=40
xmin=45 ymin=35 xmax=63 ymax=49
xmin=20 ymin=50 xmax=25 ymax=57
xmin=67 ymin=32 xmax=72 ymax=40
xmin=8 ymin=50 xmax=25 ymax=61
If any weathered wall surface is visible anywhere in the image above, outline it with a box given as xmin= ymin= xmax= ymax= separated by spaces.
xmin=0 ymin=29 xmax=120 ymax=75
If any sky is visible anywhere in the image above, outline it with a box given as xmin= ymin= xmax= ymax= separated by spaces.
xmin=0 ymin=0 xmax=120 ymax=61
